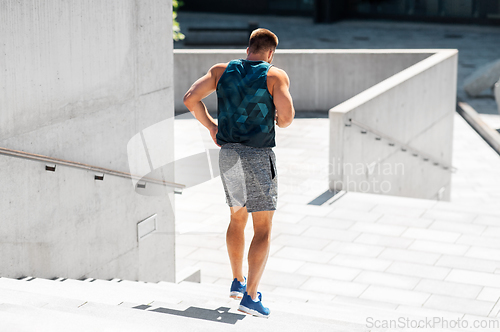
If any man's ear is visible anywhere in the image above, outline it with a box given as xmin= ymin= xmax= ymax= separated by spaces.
xmin=268 ymin=49 xmax=274 ymax=63
xmin=246 ymin=47 xmax=249 ymax=55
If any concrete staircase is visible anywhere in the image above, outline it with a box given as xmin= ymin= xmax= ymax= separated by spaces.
xmin=0 ymin=276 xmax=465 ymax=332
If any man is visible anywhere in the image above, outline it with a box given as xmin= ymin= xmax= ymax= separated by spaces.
xmin=183 ymin=28 xmax=295 ymax=318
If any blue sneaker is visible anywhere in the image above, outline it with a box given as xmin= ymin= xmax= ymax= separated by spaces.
xmin=229 ymin=277 xmax=246 ymax=299
xmin=238 ymin=292 xmax=270 ymax=318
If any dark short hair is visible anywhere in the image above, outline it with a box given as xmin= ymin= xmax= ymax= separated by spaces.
xmin=248 ymin=28 xmax=279 ymax=54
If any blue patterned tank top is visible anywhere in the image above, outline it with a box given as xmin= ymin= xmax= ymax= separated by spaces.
xmin=216 ymin=59 xmax=276 ymax=148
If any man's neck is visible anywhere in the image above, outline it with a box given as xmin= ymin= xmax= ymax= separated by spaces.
xmin=246 ymin=53 xmax=268 ymax=63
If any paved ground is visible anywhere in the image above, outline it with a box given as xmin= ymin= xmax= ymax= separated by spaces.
xmin=175 ymin=11 xmax=500 ymax=128
xmin=174 ymin=113 xmax=500 ymax=325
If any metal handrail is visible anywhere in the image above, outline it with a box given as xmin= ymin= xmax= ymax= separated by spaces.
xmin=0 ymin=146 xmax=185 ymax=189
xmin=347 ymin=119 xmax=456 ymax=173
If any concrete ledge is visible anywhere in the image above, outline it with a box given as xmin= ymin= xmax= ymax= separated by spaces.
xmin=457 ymin=101 xmax=500 ymax=155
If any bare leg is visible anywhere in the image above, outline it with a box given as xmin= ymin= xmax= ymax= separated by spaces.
xmin=246 ymin=210 xmax=274 ymax=300
xmin=226 ymin=206 xmax=249 ymax=283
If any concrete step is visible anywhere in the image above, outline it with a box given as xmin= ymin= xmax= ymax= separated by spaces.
xmin=0 ymin=276 xmax=467 ymax=331
xmin=0 ymin=277 xmax=183 ymax=306
xmin=0 ymin=277 xmax=370 ymax=331
xmin=0 ymin=303 xmax=155 ymax=332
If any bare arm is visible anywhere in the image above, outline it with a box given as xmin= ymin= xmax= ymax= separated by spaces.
xmin=183 ymin=63 xmax=226 ymax=147
xmin=270 ymin=68 xmax=295 ymax=128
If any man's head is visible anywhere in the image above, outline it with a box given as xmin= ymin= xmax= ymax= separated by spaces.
xmin=247 ymin=28 xmax=279 ymax=63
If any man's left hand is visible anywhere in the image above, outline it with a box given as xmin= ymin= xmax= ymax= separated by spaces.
xmin=210 ymin=125 xmax=221 ymax=147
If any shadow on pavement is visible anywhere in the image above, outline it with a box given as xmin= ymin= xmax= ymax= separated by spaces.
xmin=133 ymin=305 xmax=246 ymax=324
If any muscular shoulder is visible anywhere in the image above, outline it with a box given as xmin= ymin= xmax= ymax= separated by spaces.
xmin=267 ymin=66 xmax=290 ymax=95
xmin=209 ymin=62 xmax=228 ymax=86
xmin=267 ymin=66 xmax=290 ymax=86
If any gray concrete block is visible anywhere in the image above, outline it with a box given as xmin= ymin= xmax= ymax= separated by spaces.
xmin=495 ymin=80 xmax=500 ymax=116
xmin=464 ymin=59 xmax=500 ymax=97
xmin=0 ymin=0 xmax=176 ymax=282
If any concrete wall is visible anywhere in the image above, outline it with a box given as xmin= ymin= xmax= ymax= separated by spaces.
xmin=329 ymin=50 xmax=458 ymax=200
xmin=174 ymin=50 xmax=433 ymax=112
xmin=0 ymin=0 xmax=176 ymax=281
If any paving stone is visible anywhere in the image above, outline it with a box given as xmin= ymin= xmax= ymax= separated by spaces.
xmin=265 ymin=256 xmax=306 ymax=274
xmin=353 ymin=271 xmax=420 ymax=290
xmin=300 ymin=277 xmax=369 ymax=297
xmin=490 ymin=301 xmax=500 ymax=319
xmin=473 ymin=215 xmax=500 ymax=227
xmin=445 ymin=269 xmax=500 ymax=288
xmin=400 ymin=227 xmax=461 ymax=243
xmin=476 ymin=287 xmax=500 ymax=302
xmin=272 ymin=211 xmax=306 ymax=224
xmin=271 ymin=286 xmax=335 ymax=302
xmin=330 ymin=295 xmax=398 ymax=310
xmin=435 ymin=254 xmax=500 ymax=273
xmin=429 ymin=220 xmax=486 ymax=235
xmin=280 ymin=204 xmax=335 ymax=217
xmin=482 ymin=226 xmax=500 ymax=238
xmin=424 ymin=294 xmax=495 ymax=317
xmin=295 ymin=262 xmax=362 ymax=281
xmin=413 ymin=279 xmax=483 ymax=299
xmin=344 ymin=192 xmax=437 ymax=209
xmin=370 ymin=204 xmax=426 ymax=218
xmin=376 ymin=214 xmax=433 ymax=228
xmin=323 ymin=242 xmax=385 ymax=258
xmin=299 ymin=215 xmax=355 ymax=230
xmin=354 ymin=233 xmax=414 ymax=249
xmin=378 ymin=247 xmax=441 ymax=265
xmin=302 ymin=226 xmax=361 ymax=242
xmin=359 ymin=285 xmax=430 ymax=306
xmin=326 ymin=207 xmax=384 ymax=223
xmin=278 ymin=193 xmax=318 ymax=204
xmin=386 ymin=262 xmax=451 ymax=280
xmin=260 ymin=270 xmax=310 ymax=289
xmin=271 ymin=221 xmax=310 ymax=236
xmin=394 ymin=305 xmax=464 ymax=322
xmin=185 ymin=248 xmax=229 ymax=265
xmin=421 ymin=209 xmax=477 ymax=223
xmin=329 ymin=254 xmax=393 ymax=272
xmin=464 ymin=246 xmax=500 ymax=261
xmin=329 ymin=200 xmax=377 ymax=212
xmin=269 ymin=244 xmax=285 ymax=256
xmin=348 ymin=222 xmax=407 ymax=237
xmin=456 ymin=234 xmax=500 ymax=249
xmin=272 ymin=234 xmax=331 ymax=251
xmin=273 ymin=246 xmax=336 ymax=264
xmin=408 ymin=239 xmax=470 ymax=256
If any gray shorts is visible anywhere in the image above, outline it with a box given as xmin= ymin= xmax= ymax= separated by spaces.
xmin=219 ymin=143 xmax=278 ymax=213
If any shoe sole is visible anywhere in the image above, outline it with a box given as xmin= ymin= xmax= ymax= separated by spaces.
xmin=229 ymin=291 xmax=243 ymax=300
xmin=238 ymin=305 xmax=270 ymax=318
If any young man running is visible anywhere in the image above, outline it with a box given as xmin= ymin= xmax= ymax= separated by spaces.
xmin=183 ymin=28 xmax=295 ymax=318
